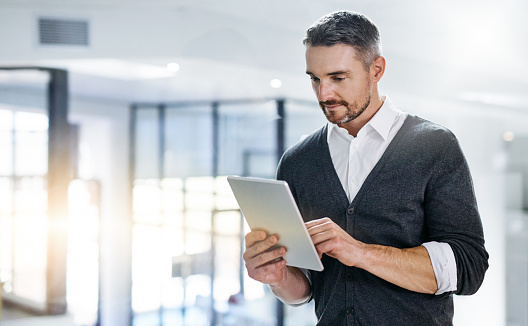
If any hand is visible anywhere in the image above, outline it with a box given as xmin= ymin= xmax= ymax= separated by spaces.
xmin=242 ymin=230 xmax=288 ymax=286
xmin=306 ymin=218 xmax=438 ymax=294
xmin=305 ymin=217 xmax=365 ymax=267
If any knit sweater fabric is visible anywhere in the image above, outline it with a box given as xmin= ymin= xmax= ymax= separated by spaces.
xmin=276 ymin=115 xmax=489 ymax=326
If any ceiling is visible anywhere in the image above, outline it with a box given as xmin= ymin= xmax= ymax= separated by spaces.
xmin=0 ymin=0 xmax=527 ymax=107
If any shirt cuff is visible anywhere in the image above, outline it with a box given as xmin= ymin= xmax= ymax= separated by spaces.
xmin=422 ymin=241 xmax=457 ymax=295
xmin=295 ymin=268 xmax=313 ymax=305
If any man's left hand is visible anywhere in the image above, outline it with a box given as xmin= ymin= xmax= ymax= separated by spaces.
xmin=305 ymin=217 xmax=365 ymax=268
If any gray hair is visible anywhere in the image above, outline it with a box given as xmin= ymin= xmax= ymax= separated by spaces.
xmin=303 ymin=11 xmax=382 ymax=69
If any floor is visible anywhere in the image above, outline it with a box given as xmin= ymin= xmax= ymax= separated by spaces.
xmin=0 ymin=303 xmax=77 ymax=326
xmin=1 ymin=296 xmax=317 ymax=326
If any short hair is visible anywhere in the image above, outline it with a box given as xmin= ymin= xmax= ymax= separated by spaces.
xmin=303 ymin=11 xmax=382 ymax=69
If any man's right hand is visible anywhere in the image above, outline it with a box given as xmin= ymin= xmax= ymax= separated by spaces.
xmin=243 ymin=230 xmax=312 ymax=305
xmin=242 ymin=230 xmax=288 ymax=286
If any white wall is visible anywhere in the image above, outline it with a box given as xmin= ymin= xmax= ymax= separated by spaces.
xmin=394 ymin=93 xmax=528 ymax=326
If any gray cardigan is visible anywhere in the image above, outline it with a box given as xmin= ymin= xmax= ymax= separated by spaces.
xmin=276 ymin=115 xmax=488 ymax=326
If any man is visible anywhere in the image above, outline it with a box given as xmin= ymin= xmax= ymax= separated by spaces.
xmin=242 ymin=10 xmax=488 ymax=325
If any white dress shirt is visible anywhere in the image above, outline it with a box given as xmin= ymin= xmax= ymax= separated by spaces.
xmin=326 ymin=96 xmax=457 ymax=295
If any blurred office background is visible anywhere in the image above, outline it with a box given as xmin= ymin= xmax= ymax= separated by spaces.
xmin=0 ymin=0 xmax=527 ymax=325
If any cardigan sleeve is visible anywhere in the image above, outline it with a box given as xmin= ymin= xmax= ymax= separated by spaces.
xmin=424 ymin=137 xmax=489 ymax=295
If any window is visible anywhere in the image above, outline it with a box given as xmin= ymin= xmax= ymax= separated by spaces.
xmin=131 ymin=100 xmax=320 ymax=326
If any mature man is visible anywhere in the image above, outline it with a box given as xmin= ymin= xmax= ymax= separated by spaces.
xmin=242 ymin=11 xmax=488 ymax=325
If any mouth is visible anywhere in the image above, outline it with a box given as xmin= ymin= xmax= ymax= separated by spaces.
xmin=324 ymin=104 xmax=343 ymax=111
xmin=320 ymin=100 xmax=347 ymax=112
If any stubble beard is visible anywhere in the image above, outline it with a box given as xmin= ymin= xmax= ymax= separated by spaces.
xmin=319 ymin=93 xmax=372 ymax=125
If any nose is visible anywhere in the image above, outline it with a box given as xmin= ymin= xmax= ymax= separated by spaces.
xmin=316 ymin=80 xmax=334 ymax=103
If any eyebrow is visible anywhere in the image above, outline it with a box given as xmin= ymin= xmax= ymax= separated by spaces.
xmin=305 ymin=70 xmax=350 ymax=77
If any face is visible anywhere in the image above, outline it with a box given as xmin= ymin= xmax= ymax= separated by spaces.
xmin=305 ymin=44 xmax=374 ymax=125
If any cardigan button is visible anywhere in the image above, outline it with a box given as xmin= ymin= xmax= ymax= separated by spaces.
xmin=347 ymin=307 xmax=355 ymax=316
xmin=347 ymin=207 xmax=355 ymax=215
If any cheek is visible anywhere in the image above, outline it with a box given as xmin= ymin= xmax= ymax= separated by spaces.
xmin=336 ymin=84 xmax=354 ymax=100
xmin=343 ymin=80 xmax=369 ymax=98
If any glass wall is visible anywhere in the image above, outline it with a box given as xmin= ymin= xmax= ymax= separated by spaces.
xmin=131 ymin=99 xmax=324 ymax=326
xmin=0 ymin=108 xmax=49 ymax=309
xmin=0 ymin=91 xmax=100 ymax=324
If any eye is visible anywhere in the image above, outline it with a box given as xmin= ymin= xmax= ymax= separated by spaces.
xmin=309 ymin=75 xmax=319 ymax=83
xmin=332 ymin=76 xmax=345 ymax=81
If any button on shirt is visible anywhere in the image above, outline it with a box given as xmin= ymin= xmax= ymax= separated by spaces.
xmin=326 ymin=96 xmax=457 ymax=295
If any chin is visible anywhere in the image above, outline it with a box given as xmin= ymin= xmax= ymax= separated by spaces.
xmin=324 ymin=110 xmax=345 ymax=123
xmin=325 ymin=112 xmax=353 ymax=125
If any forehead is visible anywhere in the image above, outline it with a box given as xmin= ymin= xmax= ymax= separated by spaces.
xmin=305 ymin=44 xmax=363 ymax=75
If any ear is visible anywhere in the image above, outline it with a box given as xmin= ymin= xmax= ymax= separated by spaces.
xmin=370 ymin=56 xmax=386 ymax=82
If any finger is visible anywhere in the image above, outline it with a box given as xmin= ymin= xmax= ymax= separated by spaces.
xmin=310 ymin=229 xmax=334 ymax=246
xmin=315 ymin=240 xmax=344 ymax=262
xmin=245 ymin=230 xmax=267 ymax=248
xmin=247 ymin=258 xmax=288 ymax=285
xmin=307 ymin=221 xmax=336 ymax=238
xmin=305 ymin=217 xmax=333 ymax=229
xmin=312 ymin=221 xmax=350 ymax=248
xmin=243 ymin=234 xmax=279 ymax=261
xmin=245 ymin=246 xmax=287 ymax=271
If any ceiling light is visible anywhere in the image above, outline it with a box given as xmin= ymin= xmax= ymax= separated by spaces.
xmin=503 ymin=131 xmax=514 ymax=142
xmin=0 ymin=70 xmax=49 ymax=85
xmin=40 ymin=59 xmax=177 ymax=80
xmin=270 ymin=79 xmax=282 ymax=89
xmin=167 ymin=62 xmax=180 ymax=72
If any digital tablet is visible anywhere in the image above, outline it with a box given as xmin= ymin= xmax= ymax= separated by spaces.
xmin=227 ymin=176 xmax=324 ymax=271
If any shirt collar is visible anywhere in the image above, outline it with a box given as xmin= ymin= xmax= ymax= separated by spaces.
xmin=327 ymin=96 xmax=400 ymax=142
